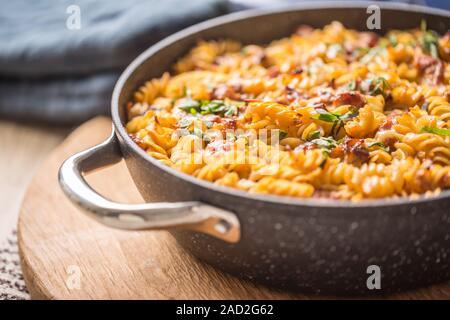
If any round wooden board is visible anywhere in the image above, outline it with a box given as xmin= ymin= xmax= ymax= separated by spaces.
xmin=18 ymin=117 xmax=450 ymax=299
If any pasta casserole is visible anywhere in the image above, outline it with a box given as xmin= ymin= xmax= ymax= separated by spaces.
xmin=126 ymin=21 xmax=450 ymax=200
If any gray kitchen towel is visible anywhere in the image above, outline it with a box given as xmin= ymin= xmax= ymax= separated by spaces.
xmin=0 ymin=230 xmax=29 ymax=300
xmin=0 ymin=0 xmax=438 ymax=124
xmin=0 ymin=0 xmax=229 ymax=123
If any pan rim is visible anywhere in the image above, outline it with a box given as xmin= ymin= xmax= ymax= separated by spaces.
xmin=112 ymin=1 xmax=450 ymax=209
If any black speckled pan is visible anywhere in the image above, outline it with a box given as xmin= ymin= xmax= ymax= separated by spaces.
xmin=59 ymin=2 xmax=450 ymax=295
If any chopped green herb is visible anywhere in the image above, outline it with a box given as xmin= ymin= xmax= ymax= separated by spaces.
xmin=204 ymin=120 xmax=214 ymax=128
xmin=338 ymin=108 xmax=359 ymax=121
xmin=343 ymin=79 xmax=357 ymax=92
xmin=200 ymin=100 xmax=226 ymax=115
xmin=192 ymin=127 xmax=203 ymax=137
xmin=278 ymin=129 xmax=288 ymax=140
xmin=421 ymin=126 xmax=450 ymax=137
xmin=320 ymin=151 xmax=329 ymax=168
xmin=313 ymin=108 xmax=340 ymax=122
xmin=367 ymin=141 xmax=390 ymax=152
xmin=190 ymin=127 xmax=213 ymax=145
xmin=178 ymin=99 xmax=200 ymax=112
xmin=224 ymin=104 xmax=238 ymax=117
xmin=313 ymin=108 xmax=359 ymax=123
xmin=310 ymin=136 xmax=339 ymax=151
xmin=179 ymin=99 xmax=238 ymax=118
xmin=226 ymin=132 xmax=236 ymax=141
xmin=360 ymin=46 xmax=385 ymax=64
xmin=421 ymin=101 xmax=430 ymax=111
xmin=420 ymin=20 xmax=440 ymax=58
xmin=388 ymin=34 xmax=398 ymax=47
xmin=202 ymin=134 xmax=212 ymax=144
xmin=178 ymin=118 xmax=193 ymax=128
xmin=361 ymin=77 xmax=391 ymax=97
xmin=313 ymin=108 xmax=359 ymax=137
xmin=326 ymin=43 xmax=343 ymax=59
xmin=183 ymin=86 xmax=191 ymax=98
xmin=352 ymin=47 xmax=369 ymax=60
xmin=307 ymin=130 xmax=321 ymax=141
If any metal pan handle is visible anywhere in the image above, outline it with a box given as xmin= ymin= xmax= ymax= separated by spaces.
xmin=58 ymin=128 xmax=240 ymax=243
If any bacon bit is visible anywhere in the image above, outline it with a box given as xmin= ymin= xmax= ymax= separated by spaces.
xmin=332 ymin=138 xmax=369 ymax=165
xmin=256 ymin=52 xmax=268 ymax=66
xmin=202 ymin=114 xmax=221 ymax=123
xmin=295 ymin=142 xmax=318 ymax=152
xmin=296 ymin=25 xmax=314 ymax=36
xmin=413 ymin=169 xmax=434 ymax=193
xmin=446 ymin=91 xmax=450 ymax=101
xmin=422 ymin=159 xmax=433 ymax=170
xmin=379 ymin=117 xmax=394 ymax=131
xmin=383 ymin=136 xmax=399 ymax=149
xmin=313 ymin=102 xmax=327 ymax=111
xmin=212 ymin=84 xmax=241 ymax=100
xmin=414 ymin=54 xmax=445 ymax=85
xmin=244 ymin=98 xmax=262 ymax=103
xmin=345 ymin=138 xmax=369 ymax=165
xmin=308 ymin=90 xmax=334 ymax=106
xmin=129 ymin=134 xmax=147 ymax=149
xmin=358 ymin=32 xmax=379 ymax=48
xmin=332 ymin=91 xmax=366 ymax=108
xmin=379 ymin=110 xmax=402 ymax=131
xmin=290 ymin=66 xmax=303 ymax=75
xmin=312 ymin=190 xmax=333 ymax=198
xmin=330 ymin=145 xmax=344 ymax=159
xmin=432 ymin=60 xmax=445 ymax=85
xmin=329 ymin=78 xmax=336 ymax=89
xmin=343 ymin=42 xmax=355 ymax=55
xmin=205 ymin=140 xmax=233 ymax=154
xmin=440 ymin=31 xmax=450 ymax=59
xmin=441 ymin=31 xmax=450 ymax=42
xmin=415 ymin=54 xmax=436 ymax=70
xmin=267 ymin=66 xmax=280 ymax=78
xmin=276 ymin=86 xmax=304 ymax=105
xmin=439 ymin=173 xmax=449 ymax=188
xmin=221 ymin=118 xmax=237 ymax=130
xmin=126 ymin=102 xmax=133 ymax=111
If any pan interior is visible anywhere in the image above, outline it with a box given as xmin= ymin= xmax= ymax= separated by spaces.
xmin=112 ymin=3 xmax=450 ymax=208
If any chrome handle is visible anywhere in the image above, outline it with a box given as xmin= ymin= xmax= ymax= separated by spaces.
xmin=58 ymin=128 xmax=240 ymax=243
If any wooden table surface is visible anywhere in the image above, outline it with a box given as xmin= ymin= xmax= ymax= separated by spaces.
xmin=0 ymin=120 xmax=70 ymax=243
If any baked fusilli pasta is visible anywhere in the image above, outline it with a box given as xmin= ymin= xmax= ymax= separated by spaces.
xmin=126 ymin=21 xmax=450 ymax=200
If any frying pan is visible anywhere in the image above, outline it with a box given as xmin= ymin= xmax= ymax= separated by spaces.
xmin=58 ymin=2 xmax=450 ymax=294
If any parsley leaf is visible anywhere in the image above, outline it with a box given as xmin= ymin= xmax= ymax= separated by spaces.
xmin=367 ymin=141 xmax=390 ymax=152
xmin=312 ymin=108 xmax=340 ymax=122
xmin=178 ymin=118 xmax=193 ymax=128
xmin=420 ymin=20 xmax=440 ymax=59
xmin=307 ymin=130 xmax=321 ymax=141
xmin=342 ymin=79 xmax=357 ymax=92
xmin=360 ymin=46 xmax=385 ymax=64
xmin=179 ymin=99 xmax=239 ymax=117
xmin=421 ymin=126 xmax=450 ymax=137
xmin=178 ymin=99 xmax=200 ymax=112
xmin=278 ymin=129 xmax=288 ymax=140
xmin=313 ymin=108 xmax=359 ymax=137
xmin=361 ymin=77 xmax=391 ymax=97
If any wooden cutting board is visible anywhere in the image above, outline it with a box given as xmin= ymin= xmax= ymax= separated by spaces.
xmin=17 ymin=117 xmax=450 ymax=299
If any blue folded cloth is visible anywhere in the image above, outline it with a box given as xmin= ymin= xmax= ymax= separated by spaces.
xmin=0 ymin=0 xmax=229 ymax=123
